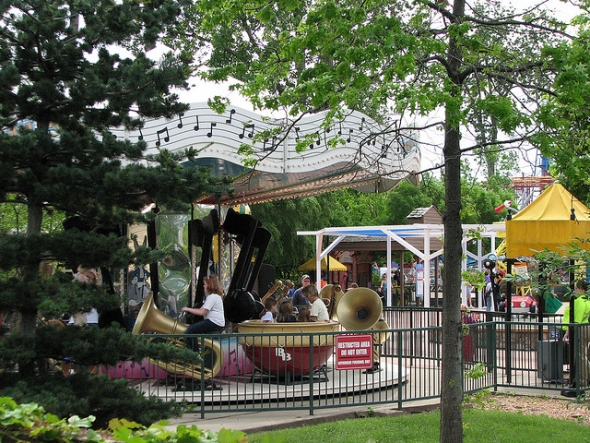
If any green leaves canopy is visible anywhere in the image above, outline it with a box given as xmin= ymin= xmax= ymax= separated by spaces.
xmin=0 ymin=0 xmax=229 ymax=422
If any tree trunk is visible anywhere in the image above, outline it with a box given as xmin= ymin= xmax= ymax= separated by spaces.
xmin=19 ymin=202 xmax=44 ymax=376
xmin=440 ymin=123 xmax=464 ymax=443
xmin=440 ymin=0 xmax=466 ymax=441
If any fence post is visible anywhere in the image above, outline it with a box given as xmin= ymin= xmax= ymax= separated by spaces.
xmin=396 ymin=329 xmax=404 ymax=410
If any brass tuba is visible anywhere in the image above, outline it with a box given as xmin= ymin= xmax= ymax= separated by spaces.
xmin=132 ymin=293 xmax=223 ymax=381
xmin=335 ymin=287 xmax=391 ymax=343
xmin=321 ymin=284 xmax=345 ymax=320
xmin=335 ymin=287 xmax=382 ymax=330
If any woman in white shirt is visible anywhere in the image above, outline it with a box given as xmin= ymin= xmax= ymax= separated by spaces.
xmin=181 ymin=275 xmax=226 ymax=350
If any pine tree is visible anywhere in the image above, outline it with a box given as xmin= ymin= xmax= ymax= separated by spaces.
xmin=0 ymin=0 xmax=228 ymax=426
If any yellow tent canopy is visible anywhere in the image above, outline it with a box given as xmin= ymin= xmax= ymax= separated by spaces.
xmin=298 ymin=256 xmax=348 ymax=272
xmin=506 ymin=183 xmax=590 ymax=257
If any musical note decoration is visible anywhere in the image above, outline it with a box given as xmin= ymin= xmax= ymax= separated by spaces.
xmin=226 ymin=109 xmax=236 ymax=124
xmin=207 ymin=122 xmax=216 ymax=137
xmin=117 ymin=104 xmax=418 ymax=196
xmin=239 ymin=123 xmax=255 ymax=139
xmin=262 ymin=136 xmax=278 ymax=152
xmin=105 ymin=102 xmax=422 ymax=207
xmin=310 ymin=131 xmax=321 ymax=149
xmin=156 ymin=127 xmax=169 ymax=146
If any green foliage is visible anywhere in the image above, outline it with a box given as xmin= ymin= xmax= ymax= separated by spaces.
xmin=0 ymin=374 xmax=184 ymax=430
xmin=0 ymin=0 xmax=229 ymax=426
xmin=0 ymin=326 xmax=201 ymax=427
xmin=253 ymin=173 xmax=513 ymax=278
xmin=0 ymin=202 xmax=64 ymax=236
xmin=507 ymin=247 xmax=590 ymax=303
xmin=536 ymin=27 xmax=590 ymax=206
xmin=461 ymin=270 xmax=486 ymax=292
xmin=0 ymin=397 xmax=245 ymax=443
xmin=0 ymin=328 xmax=201 ymax=428
xmin=464 ymin=362 xmax=487 ymax=380
xmin=371 ymin=272 xmax=382 ymax=290
xmin=463 ymin=389 xmax=493 ymax=409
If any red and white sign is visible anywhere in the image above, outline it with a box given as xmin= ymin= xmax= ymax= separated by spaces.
xmin=335 ymin=334 xmax=373 ymax=370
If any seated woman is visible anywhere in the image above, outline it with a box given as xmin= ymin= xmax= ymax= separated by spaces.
xmin=181 ymin=275 xmax=226 ymax=351
xmin=276 ymin=299 xmax=297 ymax=323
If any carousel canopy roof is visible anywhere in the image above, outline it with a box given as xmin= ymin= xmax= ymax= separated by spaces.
xmin=112 ymin=103 xmax=421 ymax=205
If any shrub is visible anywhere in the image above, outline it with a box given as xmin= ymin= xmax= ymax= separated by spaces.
xmin=0 ymin=373 xmax=185 ymax=429
xmin=0 ymin=396 xmax=246 ymax=443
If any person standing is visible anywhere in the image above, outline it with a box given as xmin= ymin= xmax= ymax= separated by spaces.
xmin=378 ymin=273 xmax=388 ymax=305
xmin=302 ymin=284 xmax=329 ymax=322
xmin=181 ymin=275 xmax=226 ymax=351
xmin=461 ymin=305 xmax=478 ymax=362
xmin=484 ymin=271 xmax=493 ymax=311
xmin=562 ymin=279 xmax=590 ymax=394
xmin=291 ymin=274 xmax=311 ymax=309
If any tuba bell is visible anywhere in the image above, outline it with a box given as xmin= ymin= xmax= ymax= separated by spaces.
xmin=335 ymin=287 xmax=384 ymax=330
xmin=335 ymin=287 xmax=391 ymax=347
xmin=372 ymin=318 xmax=392 ymax=344
xmin=132 ymin=292 xmax=223 ymax=381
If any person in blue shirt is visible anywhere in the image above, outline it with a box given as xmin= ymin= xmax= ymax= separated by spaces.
xmin=291 ymin=274 xmax=311 ymax=309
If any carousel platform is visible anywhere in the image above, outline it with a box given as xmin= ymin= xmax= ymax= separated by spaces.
xmin=127 ymin=356 xmax=408 ymax=406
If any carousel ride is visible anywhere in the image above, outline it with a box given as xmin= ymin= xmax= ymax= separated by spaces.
xmin=132 ymin=208 xmax=391 ymax=385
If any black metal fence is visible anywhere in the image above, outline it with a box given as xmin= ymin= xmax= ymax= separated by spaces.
xmin=112 ymin=307 xmax=583 ymax=417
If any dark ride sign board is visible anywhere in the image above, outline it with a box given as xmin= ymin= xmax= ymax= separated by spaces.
xmin=335 ymin=334 xmax=373 ymax=370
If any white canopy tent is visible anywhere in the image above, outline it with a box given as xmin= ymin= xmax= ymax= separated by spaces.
xmin=298 ymin=223 xmax=506 ymax=307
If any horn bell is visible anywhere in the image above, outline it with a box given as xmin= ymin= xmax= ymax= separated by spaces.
xmin=336 ymin=287 xmax=382 ymax=330
xmin=132 ymin=292 xmax=186 ymax=335
xmin=320 ymin=284 xmax=345 ymax=320
xmin=372 ymin=318 xmax=391 ymax=344
xmin=132 ymin=292 xmax=223 ymax=381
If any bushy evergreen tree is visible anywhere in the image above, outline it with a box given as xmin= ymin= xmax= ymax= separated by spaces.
xmin=0 ymin=0 xmax=228 ymax=426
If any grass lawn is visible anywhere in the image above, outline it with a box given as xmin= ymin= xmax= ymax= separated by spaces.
xmin=247 ymin=409 xmax=589 ymax=443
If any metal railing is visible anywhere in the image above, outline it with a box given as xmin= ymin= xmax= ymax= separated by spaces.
xmin=112 ymin=307 xmax=583 ymax=417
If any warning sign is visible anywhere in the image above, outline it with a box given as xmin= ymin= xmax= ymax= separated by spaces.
xmin=335 ymin=334 xmax=373 ymax=370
